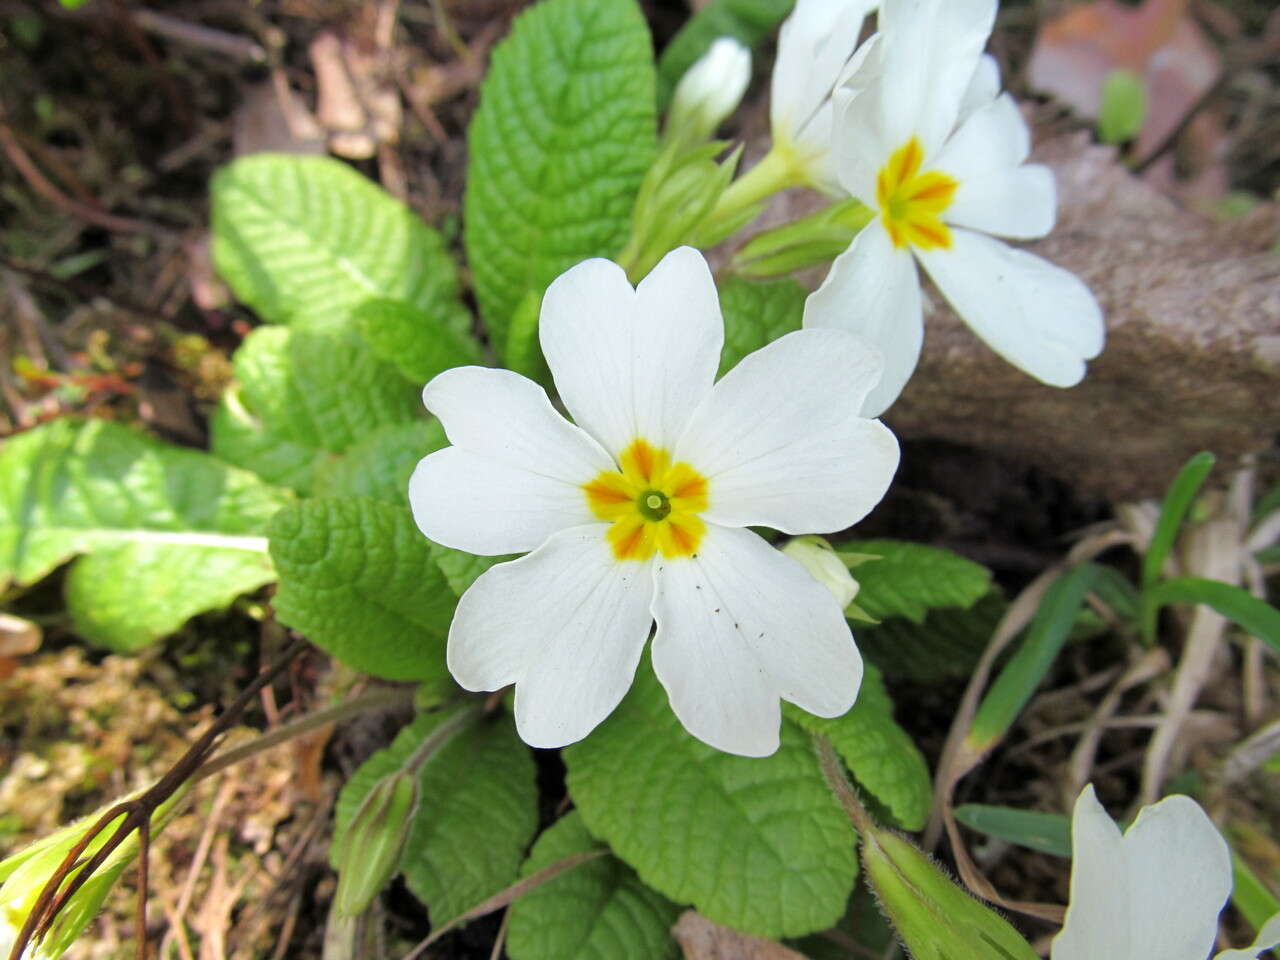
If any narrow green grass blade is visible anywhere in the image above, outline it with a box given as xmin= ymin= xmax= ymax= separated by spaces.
xmin=1146 ymin=577 xmax=1280 ymax=655
xmin=1142 ymin=451 xmax=1215 ymax=593
xmin=953 ymin=805 xmax=1072 ymax=859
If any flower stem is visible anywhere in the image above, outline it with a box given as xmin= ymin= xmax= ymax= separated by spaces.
xmin=697 ymin=144 xmax=801 ymax=244
xmin=813 ymin=734 xmax=875 ymax=835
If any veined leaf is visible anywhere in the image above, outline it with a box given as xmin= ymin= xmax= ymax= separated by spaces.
xmin=464 ymin=0 xmax=657 ymax=355
xmin=212 ymin=154 xmax=467 ymax=328
xmin=313 ymin=420 xmax=447 ymax=506
xmin=565 ymin=656 xmax=857 ymax=938
xmin=211 ymin=325 xmax=421 ymax=495
xmin=507 ymin=812 xmax=680 ymax=960
xmin=785 ymin=664 xmax=931 ymax=830
xmin=334 ymin=707 xmax=538 ymax=925
xmin=717 ymin=276 xmax=804 ymax=377
xmin=0 ymin=418 xmax=286 ymax=650
xmin=837 ymin=540 xmax=992 ymax=624
xmin=269 ymin=498 xmax=462 ymax=681
xmin=353 ymin=298 xmax=482 ymax=385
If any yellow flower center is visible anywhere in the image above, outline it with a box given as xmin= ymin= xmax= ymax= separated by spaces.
xmin=876 ymin=137 xmax=958 ymax=251
xmin=583 ymin=438 xmax=709 ymax=562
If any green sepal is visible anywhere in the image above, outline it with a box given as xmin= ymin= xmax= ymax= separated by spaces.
xmin=731 ymin=198 xmax=873 ymax=279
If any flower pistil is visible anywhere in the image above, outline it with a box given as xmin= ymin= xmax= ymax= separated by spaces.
xmin=876 ymin=137 xmax=958 ymax=251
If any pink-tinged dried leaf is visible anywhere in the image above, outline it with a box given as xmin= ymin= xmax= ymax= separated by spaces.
xmin=232 ymin=79 xmax=325 ymax=158
xmin=1028 ymin=0 xmax=1220 ymax=160
xmin=672 ymin=911 xmax=812 ymax=960
xmin=0 ymin=612 xmax=41 ymax=657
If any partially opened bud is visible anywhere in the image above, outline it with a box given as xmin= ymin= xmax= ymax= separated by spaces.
xmin=783 ymin=536 xmax=861 ymax=611
xmin=0 ymin=788 xmax=186 ymax=960
xmin=666 ymin=38 xmax=751 ymax=147
xmin=332 ymin=770 xmax=419 ymax=918
xmin=862 ymin=827 xmax=1038 ymax=960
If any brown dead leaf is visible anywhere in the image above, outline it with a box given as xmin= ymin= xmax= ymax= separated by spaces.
xmin=1028 ymin=0 xmax=1220 ymax=162
xmin=672 ymin=911 xmax=812 ymax=960
xmin=310 ymin=29 xmax=402 ymax=160
xmin=232 ymin=78 xmax=326 ymax=158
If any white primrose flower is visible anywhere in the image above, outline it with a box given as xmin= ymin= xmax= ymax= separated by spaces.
xmin=1053 ymin=785 xmax=1280 ymax=960
xmin=770 ymin=0 xmax=881 ymax=193
xmin=408 ymin=247 xmax=900 ymax=757
xmin=667 ymin=37 xmax=752 ymax=145
xmin=803 ymin=0 xmax=1105 ymax=417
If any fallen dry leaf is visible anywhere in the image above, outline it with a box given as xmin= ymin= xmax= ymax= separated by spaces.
xmin=672 ymin=911 xmax=812 ymax=960
xmin=1028 ymin=0 xmax=1220 ymax=162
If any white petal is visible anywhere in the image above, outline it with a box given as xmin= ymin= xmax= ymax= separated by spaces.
xmin=947 ymin=164 xmax=1056 ymax=240
xmin=1052 ymin=785 xmax=1132 ymax=960
xmin=412 ymin=367 xmax=614 ymax=554
xmin=804 ymin=224 xmax=924 ymax=417
xmin=422 ymin=366 xmax=612 ymax=477
xmin=650 ymin=525 xmax=862 ymax=756
xmin=877 ymin=0 xmax=998 ymax=155
xmin=772 ymin=0 xmax=878 ymax=150
xmin=410 ymin=447 xmax=595 ymax=555
xmin=956 ymin=53 xmax=1001 ymax=125
xmin=830 ymin=84 xmax=889 ymax=202
xmin=447 ymin=524 xmax=655 ymax=749
xmin=1123 ymin=795 xmax=1232 ymax=960
xmin=1215 ymin=912 xmax=1280 ymax=960
xmin=675 ymin=329 xmax=898 ymax=533
xmin=916 ymin=230 xmax=1104 ymax=388
xmin=931 ymin=94 xmax=1032 ymax=183
xmin=539 ymin=249 xmax=722 ymax=455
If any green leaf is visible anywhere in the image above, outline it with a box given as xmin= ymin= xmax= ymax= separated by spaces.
xmin=507 ymin=812 xmax=680 ymax=960
xmin=952 ymin=805 xmax=1072 ymax=859
xmin=854 ymin=593 xmax=1004 ymax=683
xmin=785 ymin=664 xmax=931 ymax=830
xmin=656 ymin=0 xmax=794 ymax=109
xmin=564 ymin=657 xmax=857 ymax=938
xmin=837 ymin=540 xmax=993 ymax=624
xmin=716 ymin=275 xmax=805 ymax=377
xmin=0 ymin=418 xmax=286 ymax=650
xmin=353 ymin=298 xmax=482 ymax=385
xmin=211 ymin=325 xmax=420 ymax=494
xmin=1142 ymin=451 xmax=1215 ymax=593
xmin=313 ymin=420 xmax=447 ymax=505
xmin=1233 ymin=854 xmax=1280 ymax=935
xmin=1097 ymin=69 xmax=1147 ymax=145
xmin=334 ymin=707 xmax=538 ymax=925
xmin=1146 ymin=577 xmax=1280 ymax=656
xmin=967 ymin=563 xmax=1104 ymax=753
xmin=464 ymin=0 xmax=657 ymax=354
xmin=268 ymin=498 xmax=461 ymax=680
xmin=211 ymin=154 xmax=467 ymax=327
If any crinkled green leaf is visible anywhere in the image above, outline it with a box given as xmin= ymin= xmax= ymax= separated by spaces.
xmin=785 ymin=664 xmax=931 ymax=830
xmin=565 ymin=657 xmax=857 ymax=938
xmin=657 ymin=0 xmax=793 ymax=109
xmin=312 ymin=420 xmax=446 ymax=505
xmin=334 ymin=706 xmax=538 ymax=925
xmin=464 ymin=0 xmax=657 ymax=354
xmin=716 ymin=276 xmax=804 ymax=377
xmin=211 ymin=154 xmax=467 ymax=328
xmin=855 ymin=593 xmax=1004 ymax=683
xmin=836 ymin=539 xmax=992 ymax=623
xmin=211 ymin=325 xmax=420 ymax=494
xmin=508 ymin=812 xmax=680 ymax=960
xmin=268 ymin=498 xmax=460 ymax=680
xmin=0 ymin=419 xmax=286 ymax=650
xmin=353 ymin=298 xmax=482 ymax=385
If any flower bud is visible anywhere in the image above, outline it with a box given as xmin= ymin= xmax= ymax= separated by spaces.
xmin=0 ymin=789 xmax=186 ymax=960
xmin=783 ymin=536 xmax=861 ymax=611
xmin=861 ymin=827 xmax=1038 ymax=960
xmin=332 ymin=770 xmax=419 ymax=918
xmin=666 ymin=38 xmax=751 ymax=147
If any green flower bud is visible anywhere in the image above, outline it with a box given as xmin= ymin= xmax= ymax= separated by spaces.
xmin=862 ymin=827 xmax=1038 ymax=960
xmin=332 ymin=770 xmax=419 ymax=918
xmin=731 ymin=197 xmax=874 ymax=279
